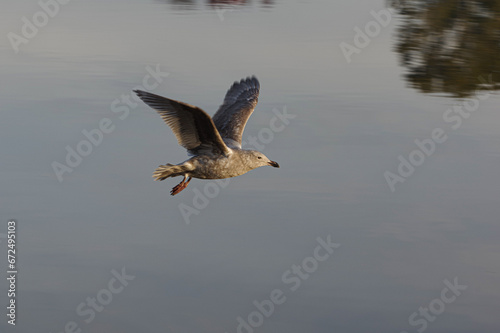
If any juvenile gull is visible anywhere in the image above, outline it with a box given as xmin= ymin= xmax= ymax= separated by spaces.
xmin=134 ymin=76 xmax=279 ymax=195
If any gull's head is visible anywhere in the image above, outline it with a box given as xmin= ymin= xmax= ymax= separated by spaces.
xmin=246 ymin=150 xmax=280 ymax=170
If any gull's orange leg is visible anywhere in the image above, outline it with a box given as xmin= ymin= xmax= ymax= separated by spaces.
xmin=170 ymin=176 xmax=192 ymax=196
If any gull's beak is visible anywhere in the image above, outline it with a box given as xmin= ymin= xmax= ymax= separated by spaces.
xmin=269 ymin=161 xmax=280 ymax=168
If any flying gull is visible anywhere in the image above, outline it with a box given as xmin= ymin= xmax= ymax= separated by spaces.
xmin=134 ymin=76 xmax=280 ymax=195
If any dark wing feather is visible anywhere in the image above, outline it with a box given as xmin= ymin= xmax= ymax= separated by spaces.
xmin=212 ymin=76 xmax=260 ymax=148
xmin=134 ymin=90 xmax=229 ymax=156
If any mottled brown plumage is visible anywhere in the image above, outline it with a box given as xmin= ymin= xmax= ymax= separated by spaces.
xmin=134 ymin=76 xmax=279 ymax=196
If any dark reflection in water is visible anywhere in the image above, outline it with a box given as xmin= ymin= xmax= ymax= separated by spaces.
xmin=389 ymin=0 xmax=500 ymax=97
xmin=166 ymin=0 xmax=274 ymax=10
xmin=207 ymin=0 xmax=274 ymax=7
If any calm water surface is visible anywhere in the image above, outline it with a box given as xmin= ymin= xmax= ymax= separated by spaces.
xmin=1 ymin=0 xmax=500 ymax=332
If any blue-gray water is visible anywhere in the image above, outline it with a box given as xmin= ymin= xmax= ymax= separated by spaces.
xmin=1 ymin=0 xmax=500 ymax=332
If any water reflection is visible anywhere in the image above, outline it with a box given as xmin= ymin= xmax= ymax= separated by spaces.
xmin=389 ymin=0 xmax=500 ymax=97
xmin=166 ymin=0 xmax=274 ymax=9
xmin=207 ymin=0 xmax=274 ymax=7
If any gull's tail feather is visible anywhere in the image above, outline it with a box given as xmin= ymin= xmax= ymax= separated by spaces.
xmin=153 ymin=163 xmax=187 ymax=181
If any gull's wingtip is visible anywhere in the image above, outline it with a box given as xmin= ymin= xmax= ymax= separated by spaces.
xmin=235 ymin=75 xmax=259 ymax=85
xmin=248 ymin=75 xmax=260 ymax=89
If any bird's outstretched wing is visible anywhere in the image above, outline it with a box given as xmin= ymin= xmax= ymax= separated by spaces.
xmin=134 ymin=90 xmax=230 ymax=156
xmin=212 ymin=76 xmax=260 ymax=148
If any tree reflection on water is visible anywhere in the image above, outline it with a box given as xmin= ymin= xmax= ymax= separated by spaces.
xmin=389 ymin=0 xmax=500 ymax=97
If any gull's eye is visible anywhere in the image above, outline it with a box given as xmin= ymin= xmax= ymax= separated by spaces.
xmin=258 ymin=156 xmax=262 ymax=159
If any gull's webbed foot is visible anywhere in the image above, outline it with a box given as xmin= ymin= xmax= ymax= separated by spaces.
xmin=170 ymin=176 xmax=192 ymax=196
